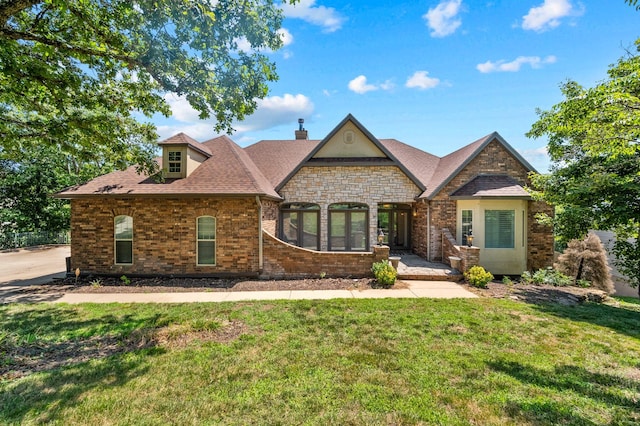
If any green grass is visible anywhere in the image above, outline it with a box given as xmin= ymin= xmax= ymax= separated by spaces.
xmin=1 ymin=298 xmax=639 ymax=425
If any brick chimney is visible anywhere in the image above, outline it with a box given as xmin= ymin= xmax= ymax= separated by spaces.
xmin=295 ymin=118 xmax=308 ymax=140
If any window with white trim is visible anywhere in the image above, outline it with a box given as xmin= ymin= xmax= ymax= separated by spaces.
xmin=197 ymin=216 xmax=216 ymax=265
xmin=461 ymin=209 xmax=473 ymax=246
xmin=168 ymin=151 xmax=182 ymax=173
xmin=114 ymin=215 xmax=133 ymax=264
xmin=485 ymin=210 xmax=515 ymax=248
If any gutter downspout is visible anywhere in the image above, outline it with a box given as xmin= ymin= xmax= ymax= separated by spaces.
xmin=256 ymin=196 xmax=263 ymax=271
xmin=426 ymin=201 xmax=431 ymax=261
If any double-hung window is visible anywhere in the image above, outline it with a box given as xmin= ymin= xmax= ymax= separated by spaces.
xmin=114 ymin=215 xmax=133 ymax=264
xmin=197 ymin=216 xmax=216 ymax=265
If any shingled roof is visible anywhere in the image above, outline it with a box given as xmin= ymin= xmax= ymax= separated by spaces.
xmin=449 ymin=175 xmax=531 ymax=199
xmin=56 ymin=135 xmax=280 ymax=199
xmin=56 ymin=115 xmax=535 ymax=202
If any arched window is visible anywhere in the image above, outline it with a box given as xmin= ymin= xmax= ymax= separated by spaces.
xmin=114 ymin=215 xmax=133 ymax=265
xmin=197 ymin=216 xmax=216 ymax=265
xmin=280 ymin=203 xmax=320 ymax=250
xmin=329 ymin=203 xmax=369 ymax=251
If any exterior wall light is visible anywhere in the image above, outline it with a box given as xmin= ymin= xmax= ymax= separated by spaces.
xmin=466 ymin=231 xmax=474 ymax=247
xmin=377 ymin=229 xmax=385 ymax=245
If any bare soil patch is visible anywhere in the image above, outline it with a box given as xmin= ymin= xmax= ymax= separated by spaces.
xmin=0 ymin=320 xmax=248 ymax=380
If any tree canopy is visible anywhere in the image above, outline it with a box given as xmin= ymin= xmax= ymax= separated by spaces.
xmin=527 ymin=37 xmax=640 ymax=293
xmin=0 ymin=0 xmax=288 ymax=174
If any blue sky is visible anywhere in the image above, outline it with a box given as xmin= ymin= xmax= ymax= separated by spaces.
xmin=154 ymin=0 xmax=639 ymax=172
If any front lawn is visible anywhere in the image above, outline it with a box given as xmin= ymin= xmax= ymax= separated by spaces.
xmin=1 ymin=298 xmax=639 ymax=425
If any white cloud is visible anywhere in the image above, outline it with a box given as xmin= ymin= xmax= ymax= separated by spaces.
xmin=348 ymin=75 xmax=378 ymax=94
xmin=476 ymin=55 xmax=557 ymax=73
xmin=282 ymin=0 xmax=346 ymax=33
xmin=380 ymin=80 xmax=396 ymax=91
xmin=522 ymin=0 xmax=581 ymax=32
xmin=234 ymin=94 xmax=314 ymax=133
xmin=518 ymin=146 xmax=550 ymax=172
xmin=405 ymin=71 xmax=440 ymax=90
xmin=159 ymin=93 xmax=314 ymax=139
xmin=234 ymin=28 xmax=293 ymax=54
xmin=423 ymin=0 xmax=463 ymax=38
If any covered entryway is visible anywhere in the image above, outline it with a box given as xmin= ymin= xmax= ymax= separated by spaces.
xmin=377 ymin=203 xmax=412 ymax=250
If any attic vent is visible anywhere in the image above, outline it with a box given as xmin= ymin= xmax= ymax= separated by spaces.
xmin=343 ymin=130 xmax=355 ymax=144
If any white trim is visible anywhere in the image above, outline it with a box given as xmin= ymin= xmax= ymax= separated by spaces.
xmin=196 ymin=216 xmax=216 ymax=266
xmin=114 ymin=215 xmax=133 ymax=265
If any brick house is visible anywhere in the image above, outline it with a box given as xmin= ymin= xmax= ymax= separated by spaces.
xmin=56 ymin=114 xmax=553 ymax=277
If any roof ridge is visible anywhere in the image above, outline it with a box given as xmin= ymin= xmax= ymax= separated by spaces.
xmin=221 ymin=136 xmax=275 ymax=195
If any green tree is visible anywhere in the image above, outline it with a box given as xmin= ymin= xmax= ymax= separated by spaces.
xmin=527 ymin=38 xmax=640 ymax=296
xmin=0 ymin=145 xmax=114 ymax=238
xmin=0 ymin=0 xmax=289 ymax=174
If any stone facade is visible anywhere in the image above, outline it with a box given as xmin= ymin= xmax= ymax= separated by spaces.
xmin=262 ymin=231 xmax=389 ymax=279
xmin=280 ymin=165 xmax=421 ymax=250
xmin=70 ymin=197 xmax=261 ymax=276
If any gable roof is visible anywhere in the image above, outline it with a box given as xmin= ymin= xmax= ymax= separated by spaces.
xmin=449 ymin=175 xmax=531 ymax=199
xmin=158 ymin=132 xmax=212 ymax=157
xmin=419 ymin=132 xmax=536 ymax=199
xmin=56 ymin=135 xmax=280 ymax=199
xmin=272 ymin=114 xmax=426 ymax=192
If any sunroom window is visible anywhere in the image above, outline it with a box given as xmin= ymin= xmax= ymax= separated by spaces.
xmin=329 ymin=203 xmax=368 ymax=251
xmin=280 ymin=203 xmax=320 ymax=250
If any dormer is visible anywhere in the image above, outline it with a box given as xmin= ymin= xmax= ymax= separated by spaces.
xmin=158 ymin=133 xmax=211 ymax=179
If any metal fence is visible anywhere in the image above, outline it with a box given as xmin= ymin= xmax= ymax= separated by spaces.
xmin=0 ymin=230 xmax=70 ymax=250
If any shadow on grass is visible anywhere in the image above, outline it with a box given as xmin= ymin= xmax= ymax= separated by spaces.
xmin=488 ymin=360 xmax=640 ymax=425
xmin=1 ymin=348 xmax=163 ymax=423
xmin=0 ymin=306 xmax=166 ymax=423
xmin=529 ymin=300 xmax=640 ymax=339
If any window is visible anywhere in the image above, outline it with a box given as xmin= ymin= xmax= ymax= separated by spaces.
xmin=114 ymin=215 xmax=133 ymax=264
xmin=329 ymin=203 xmax=368 ymax=251
xmin=168 ymin=151 xmax=182 ymax=173
xmin=485 ymin=210 xmax=515 ymax=248
xmin=197 ymin=216 xmax=216 ymax=265
xmin=280 ymin=203 xmax=320 ymax=250
xmin=461 ymin=209 xmax=473 ymax=246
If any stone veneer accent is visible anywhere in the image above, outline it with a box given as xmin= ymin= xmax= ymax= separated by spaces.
xmin=279 ymin=165 xmax=421 ymax=250
xmin=426 ymin=140 xmax=554 ymax=269
xmin=70 ymin=197 xmax=262 ymax=276
xmin=262 ymin=231 xmax=389 ymax=279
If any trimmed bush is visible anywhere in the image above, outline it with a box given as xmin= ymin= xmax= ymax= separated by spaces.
xmin=465 ymin=266 xmax=494 ymax=288
xmin=371 ymin=260 xmax=397 ymax=288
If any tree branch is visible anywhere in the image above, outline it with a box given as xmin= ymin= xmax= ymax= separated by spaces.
xmin=0 ymin=0 xmax=41 ymax=25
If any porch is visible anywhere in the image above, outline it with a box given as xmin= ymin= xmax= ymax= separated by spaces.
xmin=393 ymin=253 xmax=463 ymax=282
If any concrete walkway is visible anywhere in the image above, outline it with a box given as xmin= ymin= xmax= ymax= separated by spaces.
xmin=50 ymin=281 xmax=477 ymax=304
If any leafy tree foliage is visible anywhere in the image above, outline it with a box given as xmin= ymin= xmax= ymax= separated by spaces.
xmin=527 ymin=38 xmax=640 ymax=295
xmin=0 ymin=146 xmax=114 ymax=236
xmin=0 ymin=0 xmax=288 ymax=174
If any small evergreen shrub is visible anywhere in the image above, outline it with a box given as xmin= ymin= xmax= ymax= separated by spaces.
xmin=465 ymin=266 xmax=494 ymax=288
xmin=371 ymin=260 xmax=397 ymax=288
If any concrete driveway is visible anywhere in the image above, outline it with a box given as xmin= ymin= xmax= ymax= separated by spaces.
xmin=0 ymin=245 xmax=70 ymax=287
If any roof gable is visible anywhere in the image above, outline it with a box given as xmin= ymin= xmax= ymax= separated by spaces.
xmin=275 ymin=114 xmax=425 ymax=192
xmin=422 ymin=132 xmax=536 ymax=199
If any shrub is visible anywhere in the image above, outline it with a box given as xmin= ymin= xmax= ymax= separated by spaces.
xmin=464 ymin=266 xmax=494 ymax=288
xmin=555 ymin=233 xmax=614 ymax=294
xmin=520 ymin=267 xmax=572 ymax=287
xmin=371 ymin=260 xmax=397 ymax=288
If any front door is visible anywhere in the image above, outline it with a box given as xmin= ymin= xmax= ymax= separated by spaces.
xmin=377 ymin=204 xmax=411 ymax=250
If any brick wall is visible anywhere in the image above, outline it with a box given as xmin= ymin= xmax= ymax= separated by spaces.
xmin=70 ymin=197 xmax=261 ymax=276
xmin=280 ymin=165 xmax=421 ymax=250
xmin=261 ymin=199 xmax=279 ymax=235
xmin=427 ymin=139 xmax=554 ymax=268
xmin=527 ymin=200 xmax=554 ymax=270
xmin=261 ymin=231 xmax=389 ymax=279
